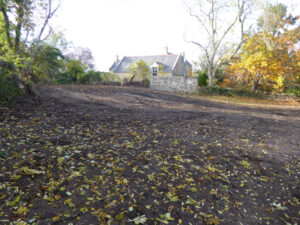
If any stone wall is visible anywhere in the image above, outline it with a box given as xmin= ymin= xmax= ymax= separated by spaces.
xmin=150 ymin=76 xmax=198 ymax=94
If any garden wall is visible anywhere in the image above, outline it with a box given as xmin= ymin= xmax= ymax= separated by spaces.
xmin=150 ymin=76 xmax=198 ymax=94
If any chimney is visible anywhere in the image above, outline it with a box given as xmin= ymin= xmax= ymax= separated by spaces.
xmin=116 ymin=55 xmax=119 ymax=61
xmin=163 ymin=46 xmax=169 ymax=55
xmin=181 ymin=52 xmax=185 ymax=59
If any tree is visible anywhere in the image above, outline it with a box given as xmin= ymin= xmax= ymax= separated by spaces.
xmin=65 ymin=59 xmax=86 ymax=83
xmin=46 ymin=29 xmax=69 ymax=52
xmin=31 ymin=0 xmax=62 ymax=57
xmin=0 ymin=0 xmax=63 ymax=104
xmin=185 ymin=0 xmax=252 ymax=86
xmin=257 ymin=3 xmax=287 ymax=35
xmin=224 ymin=15 xmax=300 ymax=92
xmin=0 ymin=13 xmax=16 ymax=63
xmin=0 ymin=0 xmax=28 ymax=53
xmin=0 ymin=0 xmax=62 ymax=82
xmin=33 ymin=44 xmax=65 ymax=81
xmin=0 ymin=0 xmax=61 ymax=55
xmin=128 ymin=60 xmax=150 ymax=83
xmin=65 ymin=47 xmax=95 ymax=70
xmin=256 ymin=3 xmax=289 ymax=52
xmin=198 ymin=70 xmax=208 ymax=86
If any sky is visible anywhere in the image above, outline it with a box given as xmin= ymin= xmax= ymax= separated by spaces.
xmin=52 ymin=0 xmax=299 ymax=72
xmin=52 ymin=0 xmax=203 ymax=71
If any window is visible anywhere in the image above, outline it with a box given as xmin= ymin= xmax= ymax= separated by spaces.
xmin=152 ymin=67 xmax=158 ymax=76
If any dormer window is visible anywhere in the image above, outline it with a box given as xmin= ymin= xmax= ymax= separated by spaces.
xmin=152 ymin=67 xmax=158 ymax=76
xmin=151 ymin=62 xmax=160 ymax=76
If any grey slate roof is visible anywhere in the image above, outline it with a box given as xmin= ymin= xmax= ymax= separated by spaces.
xmin=109 ymin=60 xmax=121 ymax=72
xmin=112 ymin=54 xmax=180 ymax=73
xmin=184 ymin=59 xmax=192 ymax=67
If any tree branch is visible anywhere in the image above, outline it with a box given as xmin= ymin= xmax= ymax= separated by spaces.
xmin=214 ymin=15 xmax=239 ymax=53
xmin=33 ymin=0 xmax=61 ymax=58
xmin=218 ymin=0 xmax=251 ymax=66
xmin=185 ymin=0 xmax=252 ymax=86
xmin=185 ymin=2 xmax=212 ymax=39
xmin=41 ymin=26 xmax=53 ymax=42
xmin=184 ymin=38 xmax=207 ymax=52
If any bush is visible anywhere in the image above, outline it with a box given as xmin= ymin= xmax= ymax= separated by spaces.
xmin=199 ymin=86 xmax=231 ymax=96
xmin=124 ymin=79 xmax=150 ymax=87
xmin=101 ymin=73 xmax=121 ymax=83
xmin=198 ymin=71 xmax=208 ymax=87
xmin=76 ymin=72 xmax=89 ymax=84
xmin=198 ymin=86 xmax=266 ymax=98
xmin=142 ymin=78 xmax=150 ymax=87
xmin=53 ymin=59 xmax=86 ymax=84
xmin=285 ymin=87 xmax=300 ymax=97
xmin=53 ymin=71 xmax=119 ymax=85
xmin=53 ymin=72 xmax=75 ymax=84
xmin=84 ymin=71 xmax=102 ymax=84
xmin=0 ymin=73 xmax=23 ymax=106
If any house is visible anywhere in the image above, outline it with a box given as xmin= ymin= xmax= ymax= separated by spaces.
xmin=109 ymin=47 xmax=192 ymax=82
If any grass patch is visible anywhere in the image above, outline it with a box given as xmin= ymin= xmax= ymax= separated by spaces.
xmin=192 ymin=86 xmax=300 ymax=108
xmin=193 ymin=94 xmax=300 ymax=108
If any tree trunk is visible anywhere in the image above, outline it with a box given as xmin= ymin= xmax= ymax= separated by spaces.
xmin=251 ymin=80 xmax=257 ymax=90
xmin=208 ymin=65 xmax=214 ymax=87
xmin=130 ymin=75 xmax=136 ymax=83
xmin=251 ymin=74 xmax=259 ymax=90
xmin=15 ymin=1 xmax=25 ymax=54
xmin=0 ymin=3 xmax=13 ymax=49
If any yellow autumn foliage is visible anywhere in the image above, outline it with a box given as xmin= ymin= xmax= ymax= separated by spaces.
xmin=224 ymin=26 xmax=300 ymax=92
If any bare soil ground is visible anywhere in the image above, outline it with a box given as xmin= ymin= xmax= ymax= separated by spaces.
xmin=0 ymin=85 xmax=299 ymax=225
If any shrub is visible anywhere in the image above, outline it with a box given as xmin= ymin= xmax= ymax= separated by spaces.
xmin=199 ymin=86 xmax=231 ymax=96
xmin=124 ymin=79 xmax=150 ymax=87
xmin=0 ymin=73 xmax=23 ymax=106
xmin=53 ymin=59 xmax=86 ymax=84
xmin=84 ymin=71 xmax=102 ymax=84
xmin=142 ymin=78 xmax=150 ymax=87
xmin=53 ymin=71 xmax=119 ymax=85
xmin=198 ymin=86 xmax=266 ymax=98
xmin=198 ymin=71 xmax=208 ymax=87
xmin=76 ymin=72 xmax=90 ymax=84
xmin=101 ymin=73 xmax=121 ymax=83
xmin=285 ymin=87 xmax=300 ymax=97
xmin=53 ymin=72 xmax=75 ymax=84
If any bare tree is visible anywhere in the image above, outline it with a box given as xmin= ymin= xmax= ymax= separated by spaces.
xmin=184 ymin=0 xmax=252 ymax=86
xmin=32 ymin=0 xmax=62 ymax=57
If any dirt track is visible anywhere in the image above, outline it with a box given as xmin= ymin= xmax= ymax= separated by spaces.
xmin=40 ymin=85 xmax=300 ymax=156
xmin=0 ymin=85 xmax=299 ymax=225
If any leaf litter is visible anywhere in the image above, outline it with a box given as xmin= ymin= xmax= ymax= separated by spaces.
xmin=0 ymin=85 xmax=299 ymax=225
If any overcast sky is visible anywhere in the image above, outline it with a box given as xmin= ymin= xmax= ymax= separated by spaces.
xmin=52 ymin=0 xmax=299 ymax=72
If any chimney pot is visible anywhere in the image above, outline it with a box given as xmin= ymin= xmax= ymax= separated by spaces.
xmin=181 ymin=52 xmax=185 ymax=58
xmin=163 ymin=46 xmax=169 ymax=55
